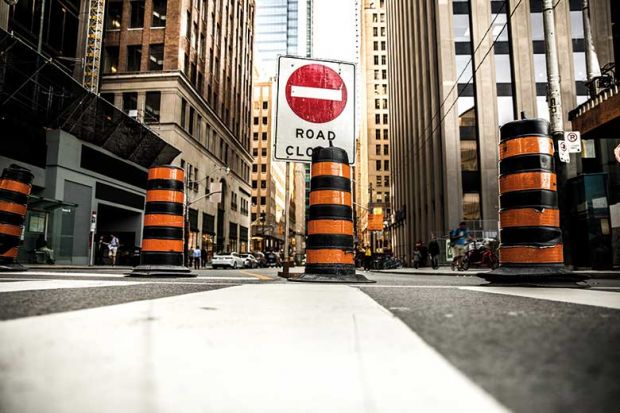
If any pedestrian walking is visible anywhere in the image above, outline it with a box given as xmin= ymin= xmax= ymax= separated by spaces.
xmin=428 ymin=236 xmax=440 ymax=270
xmin=108 ymin=234 xmax=119 ymax=266
xmin=364 ymin=245 xmax=372 ymax=270
xmin=450 ymin=221 xmax=470 ymax=271
xmin=201 ymin=246 xmax=208 ymax=268
xmin=193 ymin=246 xmax=201 ymax=269
xmin=187 ymin=247 xmax=194 ymax=268
xmin=96 ymin=236 xmax=107 ymax=265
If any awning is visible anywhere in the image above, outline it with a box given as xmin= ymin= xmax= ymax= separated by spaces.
xmin=27 ymin=195 xmax=78 ymax=212
xmin=0 ymin=29 xmax=180 ymax=168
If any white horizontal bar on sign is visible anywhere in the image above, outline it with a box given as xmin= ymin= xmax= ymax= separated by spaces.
xmin=290 ymin=85 xmax=342 ymax=101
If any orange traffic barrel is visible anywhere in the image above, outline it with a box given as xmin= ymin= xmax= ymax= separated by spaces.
xmin=484 ymin=119 xmax=584 ymax=283
xmin=0 ymin=165 xmax=33 ymax=271
xmin=289 ymin=147 xmax=373 ymax=283
xmin=131 ymin=165 xmax=192 ymax=276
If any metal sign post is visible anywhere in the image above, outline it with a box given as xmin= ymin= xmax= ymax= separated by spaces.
xmin=283 ymin=162 xmax=291 ymax=276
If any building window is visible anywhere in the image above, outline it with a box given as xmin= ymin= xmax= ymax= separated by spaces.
xmin=375 ymin=129 xmax=381 ymax=140
xmin=130 ymin=0 xmax=145 ymax=28
xmin=148 ymin=44 xmax=163 ymax=71
xmin=106 ymin=1 xmax=123 ymax=30
xmin=122 ymin=92 xmax=138 ymax=116
xmin=383 ymin=114 xmax=388 ymax=124
xmin=253 ymin=117 xmax=259 ymax=125
xmin=384 ymin=176 xmax=389 ymax=186
xmin=375 ymin=144 xmax=381 ymax=155
xmin=374 ymin=55 xmax=379 ymax=65
xmin=460 ymin=140 xmax=479 ymax=171
xmin=152 ymin=0 xmax=166 ymax=27
xmin=263 ymin=101 xmax=268 ymax=109
xmin=376 ymin=160 xmax=381 ymax=171
xmin=252 ymin=180 xmax=257 ymax=189
xmin=383 ymin=129 xmax=388 ymax=140
xmin=261 ymin=164 xmax=266 ymax=172
xmin=145 ymin=91 xmax=161 ymax=122
xmin=384 ymin=160 xmax=389 ymax=171
xmin=261 ymin=180 xmax=266 ymax=188
xmin=260 ymin=196 xmax=266 ymax=205
xmin=103 ymin=47 xmax=119 ymax=73
xmin=383 ymin=144 xmax=388 ymax=155
xmin=376 ymin=176 xmax=382 ymax=187
xmin=253 ymin=132 xmax=258 ymax=141
xmin=127 ymin=45 xmax=142 ymax=71
xmin=375 ymin=114 xmax=381 ymax=124
xmin=252 ymin=148 xmax=258 ymax=156
xmin=262 ymin=116 xmax=267 ymax=125
xmin=463 ymin=193 xmax=481 ymax=220
xmin=181 ymin=99 xmax=187 ymax=129
xmin=262 ymin=132 xmax=267 ymax=140
xmin=373 ymin=41 xmax=378 ymax=51
xmin=261 ymin=148 xmax=267 ymax=156
xmin=189 ymin=107 xmax=195 ymax=135
xmin=252 ymin=164 xmax=257 ymax=172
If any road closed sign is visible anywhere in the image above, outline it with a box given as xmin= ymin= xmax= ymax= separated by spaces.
xmin=275 ymin=56 xmax=355 ymax=163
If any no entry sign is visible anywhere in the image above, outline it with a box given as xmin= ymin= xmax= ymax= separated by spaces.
xmin=275 ymin=56 xmax=355 ymax=163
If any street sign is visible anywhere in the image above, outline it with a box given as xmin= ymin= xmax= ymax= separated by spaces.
xmin=275 ymin=56 xmax=355 ymax=163
xmin=90 ymin=211 xmax=97 ymax=232
xmin=564 ymin=131 xmax=581 ymax=153
xmin=558 ymin=140 xmax=570 ymax=163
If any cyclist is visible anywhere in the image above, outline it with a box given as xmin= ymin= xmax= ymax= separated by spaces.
xmin=450 ymin=222 xmax=470 ymax=271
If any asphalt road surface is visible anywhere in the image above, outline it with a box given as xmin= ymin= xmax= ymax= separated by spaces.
xmin=0 ymin=267 xmax=618 ymax=413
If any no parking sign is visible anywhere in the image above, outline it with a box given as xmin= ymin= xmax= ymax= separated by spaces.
xmin=274 ymin=56 xmax=356 ymax=163
xmin=564 ymin=131 xmax=582 ymax=153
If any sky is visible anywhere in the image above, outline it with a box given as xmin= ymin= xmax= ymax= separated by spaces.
xmin=312 ymin=0 xmax=358 ymax=64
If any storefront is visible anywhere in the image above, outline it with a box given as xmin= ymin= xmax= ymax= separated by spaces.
xmin=202 ymin=213 xmax=216 ymax=263
xmin=228 ymin=222 xmax=238 ymax=253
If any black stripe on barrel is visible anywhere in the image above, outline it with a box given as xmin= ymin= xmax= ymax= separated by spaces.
xmin=139 ymin=165 xmax=186 ymax=269
xmin=497 ymin=118 xmax=564 ymax=267
xmin=0 ymin=165 xmax=33 ymax=265
xmin=499 ymin=154 xmax=555 ymax=176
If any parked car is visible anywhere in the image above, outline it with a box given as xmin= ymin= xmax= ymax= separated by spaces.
xmin=265 ymin=251 xmax=282 ymax=268
xmin=239 ymin=253 xmax=258 ymax=268
xmin=212 ymin=252 xmax=246 ymax=269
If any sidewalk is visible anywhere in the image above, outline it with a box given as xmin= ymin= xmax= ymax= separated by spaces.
xmin=370 ymin=266 xmax=620 ymax=279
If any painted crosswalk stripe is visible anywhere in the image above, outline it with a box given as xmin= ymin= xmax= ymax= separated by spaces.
xmin=0 ymin=279 xmax=144 ymax=293
xmin=0 ymin=284 xmax=507 ymax=413
xmin=460 ymin=286 xmax=620 ymax=310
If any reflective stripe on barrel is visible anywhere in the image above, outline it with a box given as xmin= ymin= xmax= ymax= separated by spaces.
xmin=140 ymin=165 xmax=185 ymax=267
xmin=305 ymin=147 xmax=355 ymax=276
xmin=498 ymin=119 xmax=563 ymax=265
xmin=0 ymin=165 xmax=33 ymax=264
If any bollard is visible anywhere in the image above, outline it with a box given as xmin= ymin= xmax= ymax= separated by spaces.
xmin=0 ymin=165 xmax=33 ymax=271
xmin=131 ymin=165 xmax=193 ymax=277
xmin=289 ymin=147 xmax=373 ymax=283
xmin=483 ymin=119 xmax=585 ymax=284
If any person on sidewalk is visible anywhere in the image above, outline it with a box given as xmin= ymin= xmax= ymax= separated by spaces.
xmin=450 ymin=222 xmax=470 ymax=271
xmin=200 ymin=246 xmax=208 ymax=268
xmin=108 ymin=234 xmax=120 ymax=266
xmin=428 ymin=236 xmax=440 ymax=270
xmin=193 ymin=246 xmax=201 ymax=269
xmin=364 ymin=245 xmax=372 ymax=270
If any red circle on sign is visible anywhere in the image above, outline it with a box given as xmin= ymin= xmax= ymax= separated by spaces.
xmin=285 ymin=64 xmax=347 ymax=124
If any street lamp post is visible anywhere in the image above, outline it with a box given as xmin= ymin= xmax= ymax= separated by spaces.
xmin=183 ymin=165 xmax=229 ymax=267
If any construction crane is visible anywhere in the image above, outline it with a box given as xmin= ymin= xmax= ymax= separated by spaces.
xmin=83 ymin=0 xmax=105 ymax=93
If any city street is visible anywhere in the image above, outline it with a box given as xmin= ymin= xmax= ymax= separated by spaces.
xmin=0 ymin=268 xmax=618 ymax=413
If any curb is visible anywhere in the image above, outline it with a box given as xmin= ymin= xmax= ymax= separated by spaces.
xmin=369 ymin=268 xmax=620 ymax=279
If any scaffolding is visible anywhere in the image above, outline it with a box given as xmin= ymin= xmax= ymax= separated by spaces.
xmin=83 ymin=0 xmax=105 ymax=93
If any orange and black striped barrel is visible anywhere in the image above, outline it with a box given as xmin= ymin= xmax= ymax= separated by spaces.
xmin=139 ymin=165 xmax=186 ymax=267
xmin=0 ymin=165 xmax=33 ymax=268
xmin=305 ymin=147 xmax=356 ymax=276
xmin=498 ymin=119 xmax=563 ymax=266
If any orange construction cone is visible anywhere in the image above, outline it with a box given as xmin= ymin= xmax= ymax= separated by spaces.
xmin=483 ymin=119 xmax=585 ymax=284
xmin=289 ymin=147 xmax=373 ymax=283
xmin=0 ymin=165 xmax=34 ymax=271
xmin=131 ymin=165 xmax=193 ymax=276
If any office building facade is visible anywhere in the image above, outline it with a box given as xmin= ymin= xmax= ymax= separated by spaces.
xmin=386 ymin=0 xmax=616 ymax=264
xmin=100 ymin=0 xmax=256 ymax=257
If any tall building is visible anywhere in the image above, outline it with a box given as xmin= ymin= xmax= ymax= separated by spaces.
xmin=100 ymin=0 xmax=256 ymax=257
xmin=254 ymin=0 xmax=311 ymax=76
xmin=250 ymin=80 xmax=286 ymax=251
xmin=358 ymin=0 xmax=391 ymax=253
xmin=386 ymin=0 xmax=617 ymax=264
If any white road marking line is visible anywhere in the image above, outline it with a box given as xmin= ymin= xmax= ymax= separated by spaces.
xmin=460 ymin=286 xmax=620 ymax=310
xmin=291 ymin=85 xmax=342 ymax=101
xmin=356 ymin=285 xmax=462 ymax=289
xmin=2 ymin=271 xmax=127 ymax=277
xmin=0 ymin=284 xmax=507 ymax=413
xmin=0 ymin=279 xmax=144 ymax=293
xmin=197 ymin=276 xmax=258 ymax=281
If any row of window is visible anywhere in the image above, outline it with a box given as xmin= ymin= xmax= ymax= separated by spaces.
xmin=251 ymin=196 xmax=268 ymax=206
xmin=375 ymin=113 xmax=388 ymax=125
xmin=375 ymin=129 xmax=389 ymax=140
xmin=179 ymin=97 xmax=251 ymax=183
xmin=375 ymin=144 xmax=389 ymax=156
xmin=252 ymin=180 xmax=268 ymax=189
xmin=372 ymin=27 xmax=386 ymax=38
xmin=253 ymin=132 xmax=269 ymax=141
xmin=374 ymin=70 xmax=388 ymax=80
xmin=106 ymin=0 xmax=167 ymax=31
xmin=372 ymin=41 xmax=387 ymax=51
xmin=373 ymin=55 xmax=387 ymax=66
xmin=101 ymin=91 xmax=161 ymax=122
xmin=252 ymin=164 xmax=268 ymax=173
xmin=103 ymin=44 xmax=163 ymax=74
xmin=253 ymin=116 xmax=269 ymax=125
xmin=375 ymin=175 xmax=390 ymax=187
xmin=252 ymin=148 xmax=268 ymax=157
xmin=375 ymin=98 xmax=388 ymax=109
xmin=376 ymin=160 xmax=390 ymax=171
